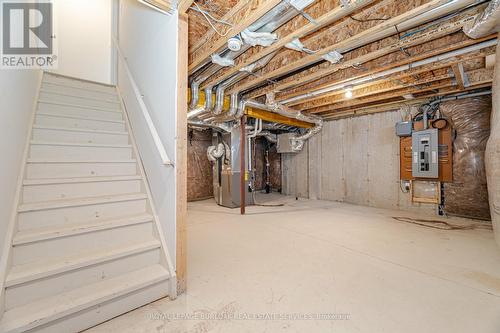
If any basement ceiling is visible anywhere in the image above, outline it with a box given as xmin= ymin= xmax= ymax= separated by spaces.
xmin=186 ymin=0 xmax=495 ymax=120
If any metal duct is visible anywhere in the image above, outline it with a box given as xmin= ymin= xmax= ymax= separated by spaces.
xmin=207 ymin=143 xmax=226 ymax=162
xmin=256 ymin=130 xmax=278 ymax=143
xmin=281 ymin=39 xmax=498 ymax=104
xmin=464 ymin=0 xmax=500 ymax=38
xmin=243 ymin=95 xmax=323 ymax=152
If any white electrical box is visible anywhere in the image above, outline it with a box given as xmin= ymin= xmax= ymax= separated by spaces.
xmin=412 ymin=129 xmax=439 ymax=178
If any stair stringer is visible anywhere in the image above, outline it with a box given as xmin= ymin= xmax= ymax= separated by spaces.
xmin=0 ymin=71 xmax=44 ymax=319
xmin=117 ymin=88 xmax=178 ymax=299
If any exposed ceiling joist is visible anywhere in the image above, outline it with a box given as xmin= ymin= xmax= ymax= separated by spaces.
xmin=230 ymin=0 xmax=469 ymax=94
xmin=200 ymin=0 xmax=378 ymax=89
xmin=188 ymin=0 xmax=284 ymax=73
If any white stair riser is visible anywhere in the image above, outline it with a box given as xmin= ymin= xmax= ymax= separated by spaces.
xmin=39 ymin=92 xmax=121 ymax=111
xmin=18 ymin=199 xmax=148 ymax=231
xmin=41 ymin=84 xmax=119 ymax=102
xmin=26 ymin=280 xmax=170 ymax=333
xmin=30 ymin=144 xmax=133 ymax=161
xmin=43 ymin=75 xmax=117 ymax=94
xmin=22 ymin=180 xmax=142 ymax=203
xmin=26 ymin=162 xmax=137 ymax=179
xmin=32 ymin=127 xmax=129 ymax=145
xmin=36 ymin=114 xmax=125 ymax=132
xmin=6 ymin=248 xmax=161 ymax=310
xmin=13 ymin=223 xmax=155 ymax=265
xmin=38 ymin=103 xmax=123 ymax=121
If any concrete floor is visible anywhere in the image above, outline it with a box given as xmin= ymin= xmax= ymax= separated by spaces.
xmin=87 ymin=195 xmax=500 ymax=333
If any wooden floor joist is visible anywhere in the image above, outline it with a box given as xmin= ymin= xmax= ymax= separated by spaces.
xmin=188 ymin=0 xmax=283 ymax=73
xmin=228 ymin=0 xmax=464 ymax=94
xmin=288 ymin=47 xmax=494 ymax=109
xmin=200 ymin=0 xmax=378 ymax=89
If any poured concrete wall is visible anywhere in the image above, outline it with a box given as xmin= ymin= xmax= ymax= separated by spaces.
xmin=283 ymin=110 xmax=436 ymax=214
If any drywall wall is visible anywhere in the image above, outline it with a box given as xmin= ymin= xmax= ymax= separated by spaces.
xmin=187 ymin=129 xmax=214 ymax=201
xmin=0 ymin=70 xmax=41 ymax=257
xmin=117 ymin=0 xmax=178 ymax=261
xmin=49 ymin=0 xmax=114 ymax=84
xmin=283 ymin=110 xmax=437 ymax=215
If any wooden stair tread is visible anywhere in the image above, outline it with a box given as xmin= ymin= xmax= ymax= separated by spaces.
xmin=13 ymin=213 xmax=153 ymax=246
xmin=6 ymin=239 xmax=161 ymax=287
xmin=30 ymin=140 xmax=132 ymax=148
xmin=1 ymin=265 xmax=169 ymax=333
xmin=36 ymin=112 xmax=125 ymax=124
xmin=18 ymin=193 xmax=148 ymax=212
xmin=32 ymin=125 xmax=128 ymax=135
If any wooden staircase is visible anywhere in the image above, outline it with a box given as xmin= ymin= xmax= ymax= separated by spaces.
xmin=0 ymin=72 xmax=176 ymax=333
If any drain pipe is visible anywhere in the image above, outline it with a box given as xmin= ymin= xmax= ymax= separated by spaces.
xmin=464 ymin=0 xmax=500 ymax=38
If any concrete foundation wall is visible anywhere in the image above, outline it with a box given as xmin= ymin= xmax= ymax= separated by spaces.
xmin=283 ymin=110 xmax=436 ymax=215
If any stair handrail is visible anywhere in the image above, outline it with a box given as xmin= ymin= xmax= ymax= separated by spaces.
xmin=112 ymin=37 xmax=174 ymax=167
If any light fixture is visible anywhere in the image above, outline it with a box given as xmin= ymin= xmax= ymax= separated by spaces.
xmin=345 ymin=86 xmax=354 ymax=99
xmin=228 ymin=37 xmax=243 ymax=52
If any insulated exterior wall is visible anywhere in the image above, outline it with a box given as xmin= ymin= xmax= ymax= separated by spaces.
xmin=440 ymin=96 xmax=492 ymax=220
xmin=283 ymin=110 xmax=436 ymax=215
xmin=187 ymin=130 xmax=214 ymax=201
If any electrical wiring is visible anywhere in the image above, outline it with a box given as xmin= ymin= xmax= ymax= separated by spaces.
xmin=190 ymin=2 xmax=234 ymax=37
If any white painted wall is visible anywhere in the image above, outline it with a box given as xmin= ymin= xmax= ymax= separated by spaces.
xmin=117 ymin=0 xmax=179 ymax=261
xmin=0 ymin=70 xmax=42 ymax=257
xmin=283 ymin=111 xmax=437 ymax=215
xmin=49 ymin=0 xmax=114 ymax=84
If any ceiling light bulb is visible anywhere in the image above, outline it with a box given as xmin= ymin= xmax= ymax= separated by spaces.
xmin=345 ymin=86 xmax=354 ymax=99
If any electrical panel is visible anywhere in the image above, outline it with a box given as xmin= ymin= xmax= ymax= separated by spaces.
xmin=412 ymin=128 xmax=439 ymax=178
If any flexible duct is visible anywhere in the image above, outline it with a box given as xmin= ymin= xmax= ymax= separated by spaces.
xmin=207 ymin=143 xmax=226 ymax=162
xmin=256 ymin=130 xmax=278 ymax=143
xmin=464 ymin=0 xmax=500 ymax=38
xmin=486 ymin=36 xmax=500 ymax=248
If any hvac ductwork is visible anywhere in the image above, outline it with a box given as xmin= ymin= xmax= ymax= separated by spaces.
xmin=281 ymin=39 xmax=498 ymax=105
xmin=207 ymin=143 xmax=226 ymax=162
xmin=464 ymin=0 xmax=500 ymax=38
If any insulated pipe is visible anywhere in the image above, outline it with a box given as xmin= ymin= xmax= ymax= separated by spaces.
xmin=464 ymin=0 xmax=500 ymax=38
xmin=281 ymin=39 xmax=498 ymax=105
xmin=485 ymin=35 xmax=500 ymax=248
